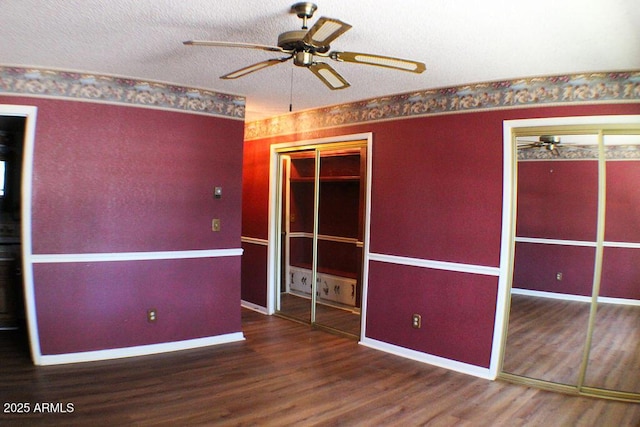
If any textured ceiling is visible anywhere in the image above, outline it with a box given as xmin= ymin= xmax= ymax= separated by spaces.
xmin=1 ymin=0 xmax=639 ymax=121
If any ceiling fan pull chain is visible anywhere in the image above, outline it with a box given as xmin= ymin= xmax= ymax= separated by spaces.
xmin=289 ymin=64 xmax=295 ymax=112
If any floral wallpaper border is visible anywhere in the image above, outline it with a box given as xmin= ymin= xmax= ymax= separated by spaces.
xmin=518 ymin=144 xmax=640 ymax=161
xmin=245 ymin=71 xmax=640 ymax=140
xmin=0 ymin=66 xmax=245 ymax=119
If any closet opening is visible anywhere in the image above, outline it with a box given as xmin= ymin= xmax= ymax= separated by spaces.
xmin=0 ymin=104 xmax=36 ymax=363
xmin=0 ymin=115 xmax=25 ymax=333
xmin=274 ymin=140 xmax=368 ymax=339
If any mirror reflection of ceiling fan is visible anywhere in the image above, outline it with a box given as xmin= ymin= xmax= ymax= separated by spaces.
xmin=516 ymin=135 xmax=597 ymax=156
xmin=517 ymin=135 xmax=564 ymax=155
xmin=183 ymin=2 xmax=426 ymax=90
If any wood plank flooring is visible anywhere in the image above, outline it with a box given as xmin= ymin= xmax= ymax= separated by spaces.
xmin=503 ymin=294 xmax=640 ymax=394
xmin=585 ymin=302 xmax=640 ymax=393
xmin=502 ymin=295 xmax=591 ymax=385
xmin=279 ymin=293 xmax=361 ymax=337
xmin=1 ymin=309 xmax=639 ymax=426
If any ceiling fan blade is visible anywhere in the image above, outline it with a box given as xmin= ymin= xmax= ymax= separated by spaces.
xmin=331 ymin=51 xmax=426 ymax=74
xmin=221 ymin=57 xmax=291 ymax=80
xmin=516 ymin=143 xmax=540 ymax=149
xmin=303 ymin=17 xmax=352 ymax=48
xmin=183 ymin=40 xmax=288 ymax=53
xmin=308 ymin=62 xmax=350 ymax=90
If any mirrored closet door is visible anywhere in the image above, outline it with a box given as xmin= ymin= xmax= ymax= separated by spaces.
xmin=276 ymin=149 xmax=315 ymax=325
xmin=501 ymin=124 xmax=640 ymax=402
xmin=275 ymin=142 xmax=366 ymax=339
xmin=583 ymin=133 xmax=640 ymax=397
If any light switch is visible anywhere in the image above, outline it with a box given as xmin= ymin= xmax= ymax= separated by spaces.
xmin=214 ymin=187 xmax=222 ymax=199
xmin=212 ymin=218 xmax=221 ymax=232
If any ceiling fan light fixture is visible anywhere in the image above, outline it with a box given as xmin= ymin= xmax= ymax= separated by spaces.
xmin=294 ymin=51 xmax=314 ymax=67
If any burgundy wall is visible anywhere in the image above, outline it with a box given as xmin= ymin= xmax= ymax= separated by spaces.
xmin=601 ymin=161 xmax=640 ymax=300
xmin=241 ymin=104 xmax=639 ymax=368
xmin=514 ymin=160 xmax=598 ymax=296
xmin=515 ymin=151 xmax=640 ymax=299
xmin=34 ymin=257 xmax=240 ymax=354
xmin=366 ymin=261 xmax=498 ymax=367
xmin=241 ymin=242 xmax=268 ymax=306
xmin=601 ymin=247 xmax=640 ymax=300
xmin=241 ymin=138 xmax=271 ymax=240
xmin=513 ymin=243 xmax=595 ymax=296
xmin=606 ymin=161 xmax=640 ymax=242
xmin=517 ymin=161 xmax=599 ymax=241
xmin=28 ymin=99 xmax=243 ymax=253
xmin=2 ymin=95 xmax=245 ymax=355
xmin=240 ymin=138 xmax=272 ymax=307
xmin=368 ymin=113 xmax=504 ymax=267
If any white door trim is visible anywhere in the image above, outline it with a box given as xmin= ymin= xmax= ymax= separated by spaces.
xmin=267 ymin=133 xmax=373 ymax=341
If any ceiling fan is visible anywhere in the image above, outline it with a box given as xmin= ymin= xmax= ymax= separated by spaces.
xmin=183 ymin=2 xmax=426 ymax=90
xmin=517 ymin=135 xmax=600 ymax=157
xmin=517 ymin=135 xmax=564 ymax=153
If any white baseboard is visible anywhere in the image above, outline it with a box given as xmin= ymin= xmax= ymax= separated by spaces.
xmin=359 ymin=337 xmax=493 ymax=380
xmin=512 ymin=288 xmax=640 ymax=306
xmin=241 ymin=300 xmax=268 ymax=314
xmin=511 ymin=288 xmax=591 ymax=303
xmin=37 ymin=332 xmax=245 ymax=366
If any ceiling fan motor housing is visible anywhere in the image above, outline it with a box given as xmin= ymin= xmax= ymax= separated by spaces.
xmin=278 ymin=30 xmax=330 ymax=68
xmin=278 ymin=30 xmax=308 ymax=51
xmin=540 ymin=135 xmax=561 ymax=144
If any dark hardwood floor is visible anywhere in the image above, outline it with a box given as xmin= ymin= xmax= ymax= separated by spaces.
xmin=279 ymin=293 xmax=361 ymax=337
xmin=1 ymin=309 xmax=639 ymax=426
xmin=503 ymin=294 xmax=640 ymax=395
xmin=503 ymin=295 xmax=592 ymax=385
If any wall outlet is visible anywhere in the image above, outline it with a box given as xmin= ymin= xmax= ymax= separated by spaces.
xmin=556 ymin=272 xmax=563 ymax=281
xmin=412 ymin=313 xmax=422 ymax=329
xmin=212 ymin=218 xmax=221 ymax=231
xmin=147 ymin=308 xmax=157 ymax=323
xmin=214 ymin=186 xmax=222 ymax=199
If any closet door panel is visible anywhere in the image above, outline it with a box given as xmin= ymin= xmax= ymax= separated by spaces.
xmin=279 ymin=152 xmax=316 ymax=323
xmin=585 ymin=248 xmax=640 ymax=393
xmin=586 ymin=247 xmax=640 ymax=393
xmin=584 ymin=302 xmax=640 ymax=393
xmin=315 ymin=150 xmax=363 ymax=337
xmin=586 ymin=136 xmax=640 ymax=394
